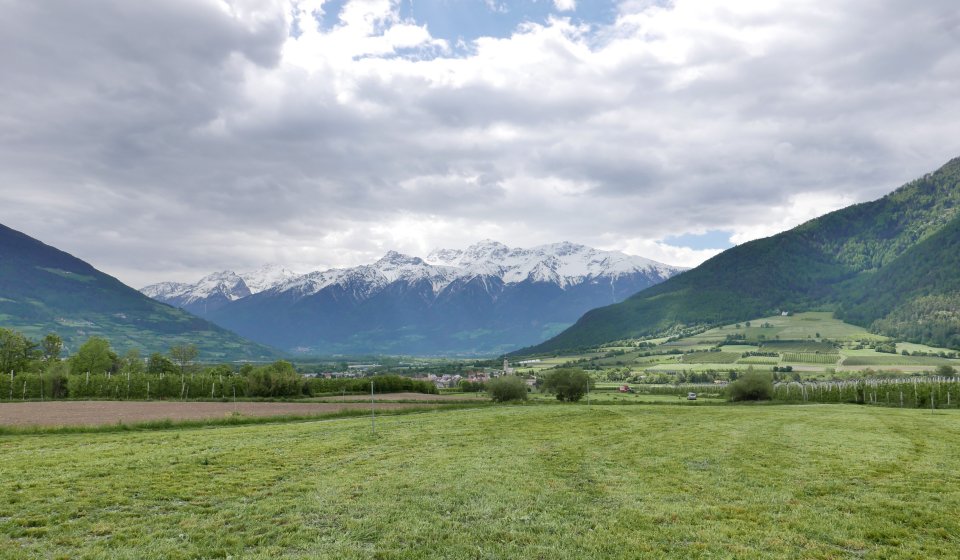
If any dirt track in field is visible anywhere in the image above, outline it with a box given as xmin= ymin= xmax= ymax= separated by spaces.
xmin=0 ymin=400 xmax=447 ymax=427
xmin=315 ymin=392 xmax=484 ymax=402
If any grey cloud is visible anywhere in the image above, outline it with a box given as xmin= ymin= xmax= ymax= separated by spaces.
xmin=1 ymin=0 xmax=958 ymax=286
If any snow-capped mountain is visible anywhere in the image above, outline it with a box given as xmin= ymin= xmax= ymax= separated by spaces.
xmin=275 ymin=252 xmax=460 ymax=300
xmin=241 ymin=264 xmax=300 ymax=294
xmin=272 ymin=241 xmax=679 ymax=300
xmin=143 ymin=242 xmax=685 ymax=355
xmin=141 ymin=265 xmax=296 ymax=316
xmin=426 ymin=240 xmax=678 ymax=288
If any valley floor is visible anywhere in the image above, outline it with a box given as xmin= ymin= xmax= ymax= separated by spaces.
xmin=1 ymin=404 xmax=959 ymax=558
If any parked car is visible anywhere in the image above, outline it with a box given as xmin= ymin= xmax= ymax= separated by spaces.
xmin=687 ymin=392 xmax=697 ymax=400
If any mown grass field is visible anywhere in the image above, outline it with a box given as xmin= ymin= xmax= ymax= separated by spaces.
xmin=2 ymin=404 xmax=959 ymax=559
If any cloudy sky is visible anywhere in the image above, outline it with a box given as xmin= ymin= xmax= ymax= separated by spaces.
xmin=2 ymin=0 xmax=958 ymax=287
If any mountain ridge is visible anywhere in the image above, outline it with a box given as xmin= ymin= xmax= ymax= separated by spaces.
xmin=0 ymin=223 xmax=279 ymax=360
xmin=145 ymin=241 xmax=686 ymax=356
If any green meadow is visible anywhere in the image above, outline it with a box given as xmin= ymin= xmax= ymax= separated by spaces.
xmin=2 ymin=404 xmax=960 ymax=559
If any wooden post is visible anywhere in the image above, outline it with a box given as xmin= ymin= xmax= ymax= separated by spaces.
xmin=371 ymin=380 xmax=376 ymax=435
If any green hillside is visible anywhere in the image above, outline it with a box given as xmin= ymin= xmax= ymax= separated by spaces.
xmin=520 ymin=157 xmax=960 ymax=354
xmin=0 ymin=223 xmax=278 ymax=360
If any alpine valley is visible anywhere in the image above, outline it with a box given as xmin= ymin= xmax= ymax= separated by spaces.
xmin=142 ymin=241 xmax=685 ymax=356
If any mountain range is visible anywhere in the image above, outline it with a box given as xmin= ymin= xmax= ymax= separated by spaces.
xmin=143 ymin=241 xmax=685 ymax=355
xmin=141 ymin=265 xmax=298 ymax=316
xmin=521 ymin=156 xmax=960 ymax=354
xmin=0 ymin=223 xmax=278 ymax=360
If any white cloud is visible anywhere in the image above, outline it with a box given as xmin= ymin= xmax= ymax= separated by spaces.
xmin=0 ymin=0 xmax=958 ymax=286
xmin=553 ymin=0 xmax=576 ymax=12
xmin=729 ymin=192 xmax=858 ymax=246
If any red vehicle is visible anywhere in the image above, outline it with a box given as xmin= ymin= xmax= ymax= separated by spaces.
xmin=618 ymin=385 xmax=635 ymax=393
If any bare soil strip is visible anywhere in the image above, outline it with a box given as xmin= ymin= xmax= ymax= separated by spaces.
xmin=315 ymin=392 xmax=484 ymax=402
xmin=0 ymin=401 xmax=444 ymax=427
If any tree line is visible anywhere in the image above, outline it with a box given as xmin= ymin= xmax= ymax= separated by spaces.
xmin=0 ymin=328 xmax=435 ymax=400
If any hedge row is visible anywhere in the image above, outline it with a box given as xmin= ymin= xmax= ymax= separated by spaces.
xmin=0 ymin=372 xmax=437 ymax=401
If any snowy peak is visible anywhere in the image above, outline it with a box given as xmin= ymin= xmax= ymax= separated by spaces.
xmin=376 ymin=251 xmax=426 ymax=268
xmin=141 ymin=264 xmax=297 ymax=309
xmin=141 ymin=270 xmax=251 ymax=305
xmin=142 ymin=243 xmax=685 ymax=309
xmin=193 ymin=271 xmax=250 ymax=302
xmin=273 ymin=252 xmax=459 ymax=299
xmin=425 ymin=240 xmax=683 ymax=288
xmin=425 ymin=248 xmax=463 ymax=266
xmin=140 ymin=281 xmax=191 ymax=300
xmin=240 ymin=264 xmax=297 ymax=294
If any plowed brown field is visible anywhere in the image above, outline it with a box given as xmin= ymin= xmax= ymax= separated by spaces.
xmin=0 ymin=400 xmax=445 ymax=427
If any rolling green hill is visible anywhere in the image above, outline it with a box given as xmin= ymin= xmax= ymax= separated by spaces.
xmin=520 ymin=156 xmax=960 ymax=354
xmin=0 ymin=223 xmax=278 ymax=360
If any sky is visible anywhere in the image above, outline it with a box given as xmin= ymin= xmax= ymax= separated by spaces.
xmin=1 ymin=0 xmax=958 ymax=287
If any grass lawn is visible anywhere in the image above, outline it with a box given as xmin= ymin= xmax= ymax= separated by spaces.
xmin=2 ymin=405 xmax=960 ymax=558
xmin=688 ymin=312 xmax=886 ymax=346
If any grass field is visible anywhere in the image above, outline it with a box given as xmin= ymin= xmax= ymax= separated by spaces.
xmin=682 ymin=312 xmax=886 ymax=346
xmin=2 ymin=404 xmax=960 ymax=558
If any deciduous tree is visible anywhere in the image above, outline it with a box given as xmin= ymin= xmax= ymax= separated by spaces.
xmin=169 ymin=344 xmax=199 ymax=379
xmin=70 ymin=337 xmax=118 ymax=376
xmin=542 ymin=368 xmax=593 ymax=402
xmin=0 ymin=328 xmax=37 ymax=373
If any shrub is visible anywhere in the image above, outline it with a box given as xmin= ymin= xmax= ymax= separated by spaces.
xmin=727 ymin=370 xmax=774 ymax=401
xmin=487 ymin=376 xmax=528 ymax=402
xmin=246 ymin=360 xmax=304 ymax=397
xmin=936 ymin=365 xmax=957 ymax=377
xmin=542 ymin=368 xmax=593 ymax=402
xmin=459 ymin=380 xmax=486 ymax=392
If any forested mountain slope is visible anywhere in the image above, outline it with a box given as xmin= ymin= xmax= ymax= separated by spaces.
xmin=521 ymin=157 xmax=960 ymax=353
xmin=0 ymin=223 xmax=277 ymax=360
